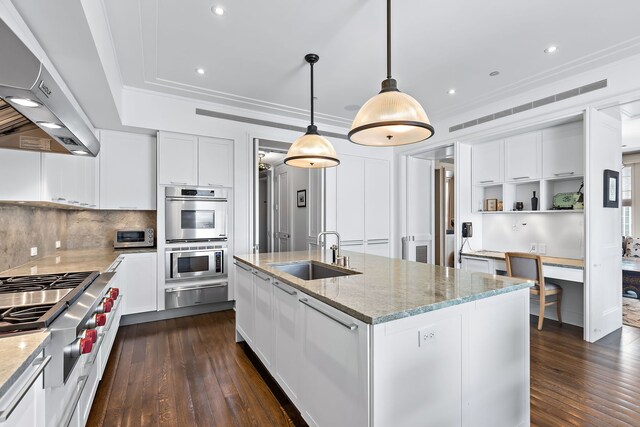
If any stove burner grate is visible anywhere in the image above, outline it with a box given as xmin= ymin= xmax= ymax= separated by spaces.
xmin=1 ymin=304 xmax=55 ymax=324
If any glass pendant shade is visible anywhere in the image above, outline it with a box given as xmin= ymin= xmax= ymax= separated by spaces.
xmin=285 ymin=125 xmax=339 ymax=168
xmin=349 ymin=81 xmax=434 ymax=146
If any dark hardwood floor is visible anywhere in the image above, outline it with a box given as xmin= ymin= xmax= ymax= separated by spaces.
xmin=89 ymin=310 xmax=640 ymax=427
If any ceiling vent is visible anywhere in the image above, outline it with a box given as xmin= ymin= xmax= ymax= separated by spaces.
xmin=449 ymin=79 xmax=607 ymax=133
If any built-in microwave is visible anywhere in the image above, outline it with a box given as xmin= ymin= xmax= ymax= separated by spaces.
xmin=165 ymin=244 xmax=227 ymax=281
xmin=113 ymin=228 xmax=155 ymax=248
xmin=165 ymin=187 xmax=229 ymax=242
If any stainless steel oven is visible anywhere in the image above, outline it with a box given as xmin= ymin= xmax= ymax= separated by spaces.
xmin=165 ymin=244 xmax=227 ymax=281
xmin=165 ymin=186 xmax=229 ymax=242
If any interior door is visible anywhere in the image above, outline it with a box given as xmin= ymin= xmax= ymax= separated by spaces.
xmin=275 ymin=164 xmax=291 ymax=252
xmin=403 ymin=156 xmax=434 ymax=263
xmin=585 ymin=108 xmax=622 ymax=342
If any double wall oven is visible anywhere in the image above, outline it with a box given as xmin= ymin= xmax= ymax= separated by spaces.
xmin=164 ymin=187 xmax=230 ymax=309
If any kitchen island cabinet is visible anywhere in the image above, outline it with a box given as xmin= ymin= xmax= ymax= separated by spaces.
xmin=235 ymin=251 xmax=531 ymax=427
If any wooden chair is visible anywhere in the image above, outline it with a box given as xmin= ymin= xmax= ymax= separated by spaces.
xmin=505 ymin=252 xmax=563 ymax=331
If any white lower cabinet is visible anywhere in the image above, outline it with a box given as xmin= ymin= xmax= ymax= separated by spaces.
xmin=0 ymin=351 xmax=48 ymax=427
xmin=253 ymin=270 xmax=274 ymax=369
xmin=272 ymin=279 xmax=302 ymax=405
xmin=118 ymin=252 xmax=157 ymax=315
xmin=461 ymin=256 xmax=492 ymax=273
xmin=299 ymin=295 xmax=369 ymax=427
xmin=234 ymin=262 xmax=255 ymax=345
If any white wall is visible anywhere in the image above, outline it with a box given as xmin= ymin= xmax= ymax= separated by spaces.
xmin=482 ymin=213 xmax=584 ymax=259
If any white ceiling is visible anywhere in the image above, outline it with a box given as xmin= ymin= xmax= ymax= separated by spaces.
xmin=10 ymin=0 xmax=640 ymax=131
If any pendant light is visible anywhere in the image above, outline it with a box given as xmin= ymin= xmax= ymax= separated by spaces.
xmin=284 ymin=54 xmax=340 ymax=168
xmin=348 ymin=0 xmax=434 ymax=146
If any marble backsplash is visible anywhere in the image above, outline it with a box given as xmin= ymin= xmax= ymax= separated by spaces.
xmin=0 ymin=205 xmax=156 ymax=272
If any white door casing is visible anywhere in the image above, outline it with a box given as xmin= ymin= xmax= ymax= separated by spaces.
xmin=275 ymin=164 xmax=291 ymax=252
xmin=585 ymin=108 xmax=622 ymax=342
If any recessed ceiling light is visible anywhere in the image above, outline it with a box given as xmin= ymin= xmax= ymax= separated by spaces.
xmin=196 ymin=68 xmax=205 ymax=75
xmin=489 ymin=71 xmax=500 ymax=77
xmin=544 ymin=45 xmax=558 ymax=54
xmin=6 ymin=97 xmax=41 ymax=107
xmin=212 ymin=6 xmax=224 ymax=16
xmin=37 ymin=121 xmax=64 ymax=129
xmin=71 ymin=150 xmax=89 ymax=155
xmin=447 ymin=89 xmax=456 ymax=95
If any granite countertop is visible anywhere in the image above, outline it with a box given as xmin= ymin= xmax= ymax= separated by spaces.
xmin=461 ymin=250 xmax=584 ymax=270
xmin=0 ymin=332 xmax=50 ymax=399
xmin=234 ymin=250 xmax=532 ymax=325
xmin=0 ymin=247 xmax=157 ymax=276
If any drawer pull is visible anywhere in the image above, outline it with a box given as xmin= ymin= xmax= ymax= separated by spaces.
xmin=0 ymin=355 xmax=51 ymax=422
xmin=253 ymin=271 xmax=271 ymax=281
xmin=234 ymin=262 xmax=251 ymax=272
xmin=59 ymin=375 xmax=88 ymax=427
xmin=478 ymin=180 xmax=494 ymax=184
xmin=554 ymin=172 xmax=575 ymax=177
xmin=512 ymin=176 xmax=530 ymax=180
xmin=274 ymin=281 xmax=296 ymax=296
xmin=299 ymin=298 xmax=357 ymax=331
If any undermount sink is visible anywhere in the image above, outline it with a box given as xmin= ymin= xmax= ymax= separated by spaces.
xmin=269 ymin=260 xmax=360 ymax=281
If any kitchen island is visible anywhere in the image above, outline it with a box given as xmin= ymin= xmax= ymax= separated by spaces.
xmin=234 ymin=250 xmax=532 ymax=427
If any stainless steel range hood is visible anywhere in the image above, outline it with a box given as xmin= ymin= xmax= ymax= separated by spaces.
xmin=0 ymin=18 xmax=100 ymax=156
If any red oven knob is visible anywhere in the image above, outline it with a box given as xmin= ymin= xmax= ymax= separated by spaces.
xmin=79 ymin=337 xmax=93 ymax=354
xmin=102 ymin=298 xmax=113 ymax=313
xmin=95 ymin=313 xmax=107 ymax=327
xmin=84 ymin=329 xmax=98 ymax=343
xmin=109 ymin=288 xmax=120 ymax=299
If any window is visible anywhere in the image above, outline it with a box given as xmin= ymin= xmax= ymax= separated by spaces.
xmin=622 ymin=165 xmax=632 ymax=236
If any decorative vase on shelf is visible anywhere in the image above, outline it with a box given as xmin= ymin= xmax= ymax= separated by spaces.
xmin=531 ymin=191 xmax=538 ymax=211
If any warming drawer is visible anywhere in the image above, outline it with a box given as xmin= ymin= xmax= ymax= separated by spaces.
xmin=165 ymin=282 xmax=228 ymax=309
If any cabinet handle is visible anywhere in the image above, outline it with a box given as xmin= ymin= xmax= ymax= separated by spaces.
xmin=103 ymin=296 xmax=122 ymax=332
xmin=69 ymin=200 xmax=79 ymax=204
xmin=59 ymin=374 xmax=88 ymax=427
xmin=165 ymin=283 xmax=227 ymax=293
xmin=478 ymin=180 xmax=494 ymax=184
xmin=512 ymin=176 xmax=530 ymax=180
xmin=54 ymin=197 xmax=66 ymax=202
xmin=233 ymin=262 xmax=251 ymax=272
xmin=274 ymin=281 xmax=297 ymax=296
xmin=89 ymin=204 xmax=96 ymax=208
xmin=252 ymin=271 xmax=271 ymax=281
xmin=118 ymin=206 xmax=137 ymax=210
xmin=554 ymin=172 xmax=575 ymax=177
xmin=79 ymin=203 xmax=89 ymax=206
xmin=299 ymin=298 xmax=357 ymax=331
xmin=169 ymin=181 xmax=187 ymax=185
xmin=367 ymin=239 xmax=389 ymax=245
xmin=0 ymin=355 xmax=51 ymax=422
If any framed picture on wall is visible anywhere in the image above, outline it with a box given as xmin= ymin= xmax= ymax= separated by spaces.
xmin=297 ymin=190 xmax=306 ymax=208
xmin=603 ymin=169 xmax=619 ymax=208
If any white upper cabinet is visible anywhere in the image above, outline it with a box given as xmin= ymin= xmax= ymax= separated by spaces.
xmin=158 ymin=132 xmax=233 ymax=187
xmin=99 ymin=130 xmax=156 ymax=210
xmin=157 ymin=132 xmax=198 ymax=186
xmin=472 ymin=140 xmax=504 ymax=185
xmin=198 ymin=137 xmax=233 ymax=187
xmin=0 ymin=149 xmax=41 ymax=202
xmin=542 ymin=121 xmax=584 ymax=178
xmin=41 ymin=152 xmax=97 ymax=208
xmin=505 ymin=132 xmax=541 ymax=181
xmin=336 ymin=155 xmax=365 ymax=242
xmin=365 ymin=158 xmax=390 ymax=241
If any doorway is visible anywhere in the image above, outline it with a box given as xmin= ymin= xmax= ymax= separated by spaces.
xmin=253 ymin=138 xmax=324 ymax=254
xmin=403 ymin=145 xmax=455 ymax=266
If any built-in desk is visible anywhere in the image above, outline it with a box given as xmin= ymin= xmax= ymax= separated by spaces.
xmin=461 ymin=251 xmax=585 ymax=327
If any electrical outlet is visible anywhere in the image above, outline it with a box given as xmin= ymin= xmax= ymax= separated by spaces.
xmin=30 ymin=247 xmax=38 ymax=257
xmin=538 ymin=243 xmax=547 ymax=254
xmin=55 ymin=240 xmax=61 ymax=249
xmin=529 ymin=243 xmax=538 ymax=253
xmin=418 ymin=327 xmax=437 ymax=347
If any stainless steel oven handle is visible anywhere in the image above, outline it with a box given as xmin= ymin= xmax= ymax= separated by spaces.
xmin=59 ymin=374 xmax=89 ymax=427
xmin=87 ymin=333 xmax=105 ymax=365
xmin=0 ymin=355 xmax=51 ymax=422
xmin=103 ymin=296 xmax=122 ymax=333
xmin=165 ymin=283 xmax=228 ymax=293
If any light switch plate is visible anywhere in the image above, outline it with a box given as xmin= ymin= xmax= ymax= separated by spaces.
xmin=538 ymin=243 xmax=547 ymax=254
xmin=55 ymin=240 xmax=61 ymax=249
xmin=418 ymin=327 xmax=437 ymax=347
xmin=529 ymin=243 xmax=538 ymax=253
xmin=30 ymin=247 xmax=38 ymax=257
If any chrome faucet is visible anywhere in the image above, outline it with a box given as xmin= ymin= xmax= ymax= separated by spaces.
xmin=317 ymin=231 xmax=341 ymax=263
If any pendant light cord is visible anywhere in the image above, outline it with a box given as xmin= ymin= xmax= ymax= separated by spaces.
xmin=310 ymin=61 xmax=314 ymax=126
xmin=386 ymin=0 xmax=391 ymax=79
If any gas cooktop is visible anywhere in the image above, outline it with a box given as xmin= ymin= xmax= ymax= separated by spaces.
xmin=0 ymin=271 xmax=100 ymax=333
